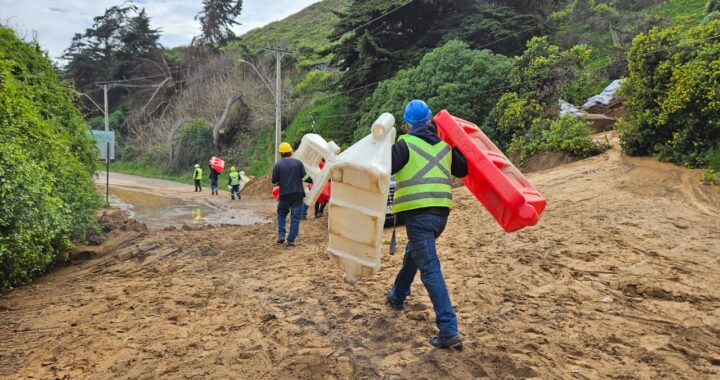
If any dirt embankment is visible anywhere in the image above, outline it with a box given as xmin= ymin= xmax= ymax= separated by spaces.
xmin=1 ymin=140 xmax=719 ymax=379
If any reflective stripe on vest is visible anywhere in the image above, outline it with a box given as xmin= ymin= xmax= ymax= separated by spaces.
xmin=229 ymin=172 xmax=240 ymax=185
xmin=392 ymin=135 xmax=453 ymax=214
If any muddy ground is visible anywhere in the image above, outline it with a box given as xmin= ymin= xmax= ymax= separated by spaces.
xmin=1 ymin=140 xmax=719 ymax=379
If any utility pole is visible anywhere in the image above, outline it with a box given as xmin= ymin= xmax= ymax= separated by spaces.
xmin=264 ymin=47 xmax=295 ymax=163
xmin=103 ymin=84 xmax=109 ymax=131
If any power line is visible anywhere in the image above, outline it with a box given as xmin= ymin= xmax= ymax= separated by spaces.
xmin=476 ymin=22 xmax=545 ymax=50
xmin=96 ymin=70 xmax=183 ymax=85
xmin=329 ymin=0 xmax=415 ymax=42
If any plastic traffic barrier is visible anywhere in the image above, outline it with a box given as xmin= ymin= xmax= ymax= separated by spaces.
xmin=434 ymin=110 xmax=546 ymax=232
xmin=272 ymin=186 xmax=280 ymax=201
xmin=209 ymin=156 xmax=225 ymax=174
xmin=294 ymin=134 xmax=341 ymax=206
xmin=295 ymin=113 xmax=395 ymax=283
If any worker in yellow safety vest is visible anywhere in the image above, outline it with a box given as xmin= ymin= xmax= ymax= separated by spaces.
xmin=385 ymin=99 xmax=468 ymax=349
xmin=228 ymin=166 xmax=242 ymax=200
xmin=193 ymin=164 xmax=203 ymax=192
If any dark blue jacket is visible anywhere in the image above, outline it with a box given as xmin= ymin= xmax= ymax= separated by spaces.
xmin=208 ymin=165 xmax=219 ymax=181
xmin=272 ymin=157 xmax=307 ymax=202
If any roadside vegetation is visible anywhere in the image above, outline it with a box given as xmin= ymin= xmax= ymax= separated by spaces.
xmin=0 ymin=27 xmax=101 ymax=289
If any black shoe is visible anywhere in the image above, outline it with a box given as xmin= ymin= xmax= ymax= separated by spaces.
xmin=385 ymin=289 xmax=404 ymax=310
xmin=429 ymin=334 xmax=462 ymax=349
xmin=286 ymin=240 xmax=295 ymax=247
xmin=277 ymin=237 xmax=285 ymax=245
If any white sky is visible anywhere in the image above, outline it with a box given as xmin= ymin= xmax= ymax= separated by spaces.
xmin=0 ymin=0 xmax=321 ymax=60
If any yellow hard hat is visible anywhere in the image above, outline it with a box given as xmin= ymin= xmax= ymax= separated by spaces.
xmin=231 ymin=166 xmax=236 ymax=172
xmin=279 ymin=142 xmax=293 ymax=154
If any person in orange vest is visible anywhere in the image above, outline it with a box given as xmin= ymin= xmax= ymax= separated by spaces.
xmin=385 ymin=99 xmax=468 ymax=349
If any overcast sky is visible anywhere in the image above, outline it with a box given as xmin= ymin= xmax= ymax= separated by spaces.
xmin=0 ymin=0 xmax=320 ymax=60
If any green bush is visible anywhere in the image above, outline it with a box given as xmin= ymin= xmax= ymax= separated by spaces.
xmin=360 ymin=40 xmax=512 ymax=136
xmin=169 ymin=119 xmax=214 ymax=173
xmin=0 ymin=26 xmax=101 ymax=289
xmin=508 ymin=116 xmax=607 ymax=164
xmin=482 ymin=92 xmax=544 ymax=149
xmin=619 ymin=20 xmax=720 ymax=168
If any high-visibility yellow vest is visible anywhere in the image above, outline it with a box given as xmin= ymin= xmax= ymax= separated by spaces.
xmin=229 ymin=171 xmax=240 ymax=185
xmin=392 ymin=134 xmax=453 ymax=214
xmin=194 ymin=168 xmax=203 ymax=180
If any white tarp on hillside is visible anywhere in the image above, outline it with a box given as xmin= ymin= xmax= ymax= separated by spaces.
xmin=582 ymin=79 xmax=624 ymax=110
xmin=559 ymin=100 xmax=584 ymax=117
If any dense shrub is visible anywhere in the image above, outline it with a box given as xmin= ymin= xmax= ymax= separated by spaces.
xmin=0 ymin=26 xmax=101 ymax=289
xmin=360 ymin=40 xmax=512 ymax=136
xmin=482 ymin=37 xmax=603 ymax=162
xmin=482 ymin=92 xmax=544 ymax=149
xmin=619 ymin=19 xmax=720 ymax=168
xmin=508 ymin=115 xmax=608 ymax=164
xmin=169 ymin=119 xmax=213 ymax=173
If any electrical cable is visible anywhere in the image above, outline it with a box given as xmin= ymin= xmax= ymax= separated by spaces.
xmin=329 ymin=0 xmax=415 ymax=42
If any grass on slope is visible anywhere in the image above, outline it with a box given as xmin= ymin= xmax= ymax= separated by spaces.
xmin=641 ymin=0 xmax=708 ymax=20
xmin=224 ymin=0 xmax=351 ymax=67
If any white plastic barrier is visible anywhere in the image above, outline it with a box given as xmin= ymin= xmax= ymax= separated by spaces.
xmin=296 ymin=113 xmax=395 ymax=283
xmin=293 ymin=134 xmax=340 ymax=206
xmin=239 ymin=171 xmax=252 ymax=191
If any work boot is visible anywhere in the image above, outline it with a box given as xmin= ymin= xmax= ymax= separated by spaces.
xmin=286 ymin=240 xmax=295 ymax=247
xmin=277 ymin=237 xmax=285 ymax=245
xmin=385 ymin=289 xmax=405 ymax=310
xmin=429 ymin=334 xmax=462 ymax=349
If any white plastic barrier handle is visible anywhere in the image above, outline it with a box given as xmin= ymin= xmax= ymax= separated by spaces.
xmin=372 ymin=113 xmax=395 ymax=140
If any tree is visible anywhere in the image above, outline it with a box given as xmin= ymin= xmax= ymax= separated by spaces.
xmin=359 ymin=40 xmax=512 ymax=137
xmin=62 ymin=6 xmax=167 ymax=134
xmin=330 ymin=0 xmax=555 ymax=95
xmin=706 ymin=0 xmax=720 ymax=21
xmin=193 ymin=0 xmax=243 ymax=47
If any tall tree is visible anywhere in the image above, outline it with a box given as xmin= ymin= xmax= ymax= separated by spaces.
xmin=330 ymin=0 xmax=558 ymax=95
xmin=193 ymin=0 xmax=244 ymax=47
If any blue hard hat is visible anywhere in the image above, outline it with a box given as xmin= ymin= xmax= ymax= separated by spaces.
xmin=403 ymin=99 xmax=432 ymax=127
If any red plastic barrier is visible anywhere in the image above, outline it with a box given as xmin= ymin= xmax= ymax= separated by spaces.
xmin=434 ymin=110 xmax=546 ymax=232
xmin=318 ymin=183 xmax=331 ymax=205
xmin=209 ymin=156 xmax=225 ymax=174
xmin=272 ymin=186 xmax=280 ymax=201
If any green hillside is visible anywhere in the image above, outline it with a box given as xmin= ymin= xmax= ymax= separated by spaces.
xmin=224 ymin=0 xmax=352 ymax=67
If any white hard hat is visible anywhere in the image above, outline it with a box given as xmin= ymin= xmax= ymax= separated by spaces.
xmin=194 ymin=164 xmax=200 ymax=168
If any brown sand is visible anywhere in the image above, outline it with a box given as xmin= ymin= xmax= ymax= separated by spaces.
xmin=1 ymin=139 xmax=719 ymax=379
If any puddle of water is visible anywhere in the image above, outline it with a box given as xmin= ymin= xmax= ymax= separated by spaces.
xmin=110 ymin=188 xmax=216 ymax=230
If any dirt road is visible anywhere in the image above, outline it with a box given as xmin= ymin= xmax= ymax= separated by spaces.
xmin=97 ymin=172 xmax=273 ymax=229
xmin=2 ymin=141 xmax=719 ymax=379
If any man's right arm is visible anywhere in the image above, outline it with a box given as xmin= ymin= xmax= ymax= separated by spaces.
xmin=391 ymin=140 xmax=409 ymax=175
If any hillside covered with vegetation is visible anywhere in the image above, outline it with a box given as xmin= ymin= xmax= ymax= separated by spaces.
xmin=0 ymin=27 xmax=101 ymax=289
xmin=223 ymin=0 xmax=351 ymax=67
xmin=56 ymin=0 xmax=719 ymax=184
